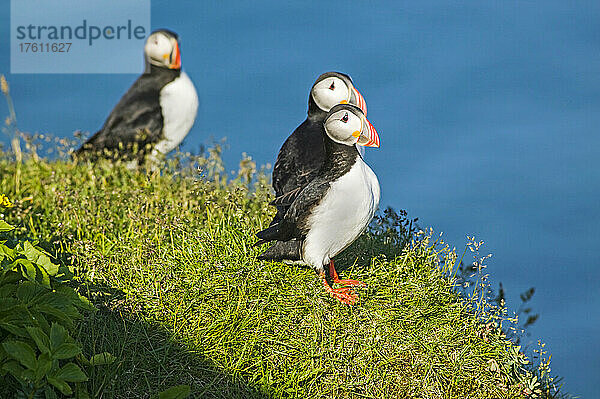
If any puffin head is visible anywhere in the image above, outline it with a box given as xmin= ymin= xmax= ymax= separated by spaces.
xmin=144 ymin=29 xmax=182 ymax=70
xmin=309 ymin=72 xmax=367 ymax=117
xmin=324 ymin=104 xmax=379 ymax=148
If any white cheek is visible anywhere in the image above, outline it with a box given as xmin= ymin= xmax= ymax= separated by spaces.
xmin=145 ymin=45 xmax=157 ymax=59
xmin=145 ymin=36 xmax=171 ymax=63
xmin=325 ymin=119 xmax=359 ymax=144
xmin=313 ymin=89 xmax=346 ymax=111
xmin=312 ymin=77 xmax=350 ymax=111
xmin=324 ymin=120 xmax=340 ymax=140
xmin=350 ymin=118 xmax=362 ymax=135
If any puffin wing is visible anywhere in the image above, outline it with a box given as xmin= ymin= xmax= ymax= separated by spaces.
xmin=257 ymin=178 xmax=330 ymax=243
xmin=271 ymin=120 xmax=325 ymax=223
xmin=269 ymin=186 xmax=303 ymax=208
xmin=75 ymin=75 xmax=164 ymax=159
xmin=285 ymin=179 xmax=330 ymax=233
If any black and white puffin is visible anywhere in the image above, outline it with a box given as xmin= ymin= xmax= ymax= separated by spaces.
xmin=74 ymin=29 xmax=198 ymax=164
xmin=256 ymin=104 xmax=380 ymax=305
xmin=270 ymin=72 xmax=368 ymax=224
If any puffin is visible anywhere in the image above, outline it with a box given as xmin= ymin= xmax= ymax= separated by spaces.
xmin=270 ymin=72 xmax=368 ymax=224
xmin=255 ymin=104 xmax=380 ymax=305
xmin=74 ymin=29 xmax=198 ymax=164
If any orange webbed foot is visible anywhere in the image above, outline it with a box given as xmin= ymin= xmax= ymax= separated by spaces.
xmin=320 ymin=272 xmax=359 ymax=305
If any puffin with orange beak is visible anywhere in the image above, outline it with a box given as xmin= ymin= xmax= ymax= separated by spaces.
xmin=74 ymin=29 xmax=198 ymax=165
xmin=256 ymin=104 xmax=380 ymax=305
xmin=270 ymin=72 xmax=368 ymax=225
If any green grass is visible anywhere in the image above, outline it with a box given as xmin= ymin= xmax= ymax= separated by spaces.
xmin=0 ymin=153 xmax=561 ymax=398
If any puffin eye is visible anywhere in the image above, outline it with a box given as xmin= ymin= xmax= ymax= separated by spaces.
xmin=329 ymin=81 xmax=335 ymax=90
xmin=341 ymin=112 xmax=349 ymax=123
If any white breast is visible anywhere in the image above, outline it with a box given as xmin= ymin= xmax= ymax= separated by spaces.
xmin=154 ymin=71 xmax=199 ymax=155
xmin=302 ymin=157 xmax=380 ymax=272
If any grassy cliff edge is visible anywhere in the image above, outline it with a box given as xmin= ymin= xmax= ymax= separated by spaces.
xmin=0 ymin=154 xmax=560 ymax=398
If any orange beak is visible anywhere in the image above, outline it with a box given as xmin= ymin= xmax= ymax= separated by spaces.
xmin=352 ymin=87 xmax=367 ymax=116
xmin=357 ymin=118 xmax=380 ymax=148
xmin=169 ymin=41 xmax=181 ymax=69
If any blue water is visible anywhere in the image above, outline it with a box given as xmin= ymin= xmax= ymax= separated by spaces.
xmin=1 ymin=2 xmax=599 ymax=396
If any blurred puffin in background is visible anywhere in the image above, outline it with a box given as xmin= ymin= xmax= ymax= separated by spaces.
xmin=256 ymin=104 xmax=380 ymax=305
xmin=74 ymin=29 xmax=198 ymax=165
